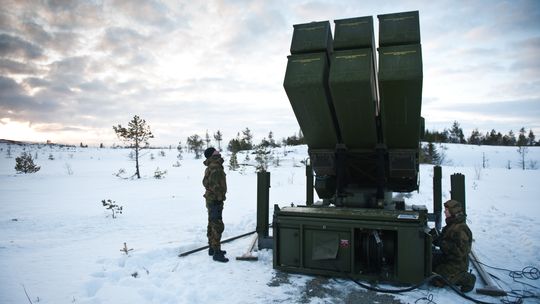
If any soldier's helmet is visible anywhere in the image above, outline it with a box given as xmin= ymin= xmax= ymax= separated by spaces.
xmin=444 ymin=199 xmax=463 ymax=216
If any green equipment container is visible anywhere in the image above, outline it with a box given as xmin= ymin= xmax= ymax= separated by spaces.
xmin=329 ymin=49 xmax=378 ymax=149
xmin=290 ymin=21 xmax=333 ymax=54
xmin=379 ymin=44 xmax=423 ymax=149
xmin=378 ymin=11 xmax=420 ymax=47
xmin=329 ymin=16 xmax=378 ymax=149
xmin=333 ymin=16 xmax=375 ymax=50
xmin=284 ymin=53 xmax=339 ymax=149
xmin=273 ymin=206 xmax=431 ymax=284
xmin=284 ymin=20 xmax=340 ymax=149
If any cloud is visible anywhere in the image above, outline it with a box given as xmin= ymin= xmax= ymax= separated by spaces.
xmin=0 ymin=34 xmax=44 ymax=60
xmin=100 ymin=27 xmax=147 ymax=55
xmin=0 ymin=76 xmax=50 ymax=115
xmin=1 ymin=0 xmax=539 ymax=145
xmin=0 ymin=59 xmax=40 ymax=75
xmin=511 ymin=36 xmax=540 ymax=77
xmin=109 ymin=0 xmax=176 ymax=29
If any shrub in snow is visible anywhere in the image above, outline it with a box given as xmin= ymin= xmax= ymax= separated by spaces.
xmin=176 ymin=141 xmax=184 ymax=160
xmin=6 ymin=145 xmax=12 ymax=158
xmin=15 ymin=152 xmax=41 ymax=174
xmin=114 ymin=168 xmax=127 ymax=178
xmin=48 ymin=153 xmax=54 ymax=160
xmin=154 ymin=167 xmax=167 ymax=179
xmin=172 ymin=161 xmax=181 ymax=167
xmin=101 ymin=199 xmax=123 ymax=218
xmin=64 ymin=163 xmax=73 ymax=175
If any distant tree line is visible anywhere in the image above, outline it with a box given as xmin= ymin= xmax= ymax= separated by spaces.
xmin=181 ymin=128 xmax=306 ymax=159
xmin=423 ymin=121 xmax=538 ymax=147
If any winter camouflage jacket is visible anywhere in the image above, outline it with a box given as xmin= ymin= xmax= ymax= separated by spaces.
xmin=435 ymin=214 xmax=473 ymax=278
xmin=203 ymin=156 xmax=227 ymax=202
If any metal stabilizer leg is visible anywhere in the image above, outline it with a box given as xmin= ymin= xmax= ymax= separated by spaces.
xmin=469 ymin=249 xmax=507 ymax=297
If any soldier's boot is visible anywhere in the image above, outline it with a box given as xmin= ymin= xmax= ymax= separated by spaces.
xmin=457 ymin=273 xmax=476 ymax=293
xmin=208 ymin=248 xmax=227 ymax=256
xmin=213 ymin=251 xmax=229 ymax=263
xmin=430 ymin=276 xmax=445 ymax=288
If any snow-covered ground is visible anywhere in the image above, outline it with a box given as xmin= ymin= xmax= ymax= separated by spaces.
xmin=1 ymin=142 xmax=539 ymax=304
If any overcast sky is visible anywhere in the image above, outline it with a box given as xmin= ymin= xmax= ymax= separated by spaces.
xmin=1 ymin=0 xmax=539 ymax=146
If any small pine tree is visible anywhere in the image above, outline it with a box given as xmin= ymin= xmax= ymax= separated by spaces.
xmin=420 ymin=142 xmax=441 ymax=165
xmin=187 ymin=134 xmax=204 ymax=158
xmin=517 ymin=146 xmax=528 ymax=170
xmin=255 ymin=145 xmax=271 ymax=172
xmin=528 ymin=129 xmax=536 ymax=146
xmin=468 ymin=129 xmax=482 ymax=145
xmin=214 ymin=130 xmax=223 ymax=150
xmin=229 ymin=152 xmax=240 ymax=171
xmin=113 ymin=115 xmax=154 ymax=179
xmin=15 ymin=152 xmax=41 ymax=173
xmin=241 ymin=128 xmax=254 ymax=150
xmin=101 ymin=199 xmax=123 ymax=219
xmin=205 ymin=130 xmax=211 ymax=149
xmin=176 ymin=141 xmax=183 ymax=160
xmin=273 ymin=154 xmax=281 ymax=167
xmin=448 ymin=121 xmax=466 ymax=143
xmin=517 ymin=127 xmax=528 ymax=146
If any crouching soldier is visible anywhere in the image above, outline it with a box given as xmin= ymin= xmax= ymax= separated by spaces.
xmin=203 ymin=147 xmax=229 ymax=263
xmin=432 ymin=199 xmax=476 ymax=292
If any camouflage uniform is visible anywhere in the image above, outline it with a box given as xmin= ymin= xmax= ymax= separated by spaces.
xmin=202 ymin=155 xmax=227 ymax=253
xmin=432 ymin=200 xmax=476 ymax=292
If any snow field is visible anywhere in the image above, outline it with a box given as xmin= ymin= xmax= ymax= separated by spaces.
xmin=1 ymin=143 xmax=539 ymax=303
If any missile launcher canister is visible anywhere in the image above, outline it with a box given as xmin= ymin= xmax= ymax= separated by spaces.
xmin=275 ymin=11 xmax=431 ymax=285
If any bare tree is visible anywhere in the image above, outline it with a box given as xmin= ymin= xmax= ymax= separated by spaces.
xmin=113 ymin=115 xmax=154 ymax=179
xmin=517 ymin=146 xmax=528 ymax=170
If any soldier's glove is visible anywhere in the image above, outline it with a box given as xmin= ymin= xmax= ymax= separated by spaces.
xmin=429 ymin=228 xmax=441 ymax=246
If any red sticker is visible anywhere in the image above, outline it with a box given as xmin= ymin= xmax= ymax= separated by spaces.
xmin=340 ymin=239 xmax=350 ymax=248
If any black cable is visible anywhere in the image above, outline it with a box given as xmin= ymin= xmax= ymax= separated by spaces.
xmin=415 ymin=293 xmax=436 ymax=304
xmin=475 ymin=260 xmax=540 ymax=283
xmin=332 ymin=260 xmax=499 ymax=304
xmin=469 ymin=258 xmax=540 ymax=303
xmin=510 ymin=266 xmax=540 ymax=281
xmin=345 ymin=273 xmax=439 ymax=294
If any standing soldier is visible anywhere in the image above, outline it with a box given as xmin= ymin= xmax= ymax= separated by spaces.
xmin=203 ymin=147 xmax=229 ymax=262
xmin=432 ymin=199 xmax=476 ymax=292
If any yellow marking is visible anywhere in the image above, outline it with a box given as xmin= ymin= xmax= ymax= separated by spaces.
xmin=298 ymin=26 xmax=325 ymax=31
xmin=382 ymin=16 xmax=415 ymax=22
xmin=339 ymin=21 xmax=368 ymax=27
xmin=383 ymin=50 xmax=417 ymax=56
xmin=336 ymin=54 xmax=367 ymax=59
xmin=292 ymin=58 xmax=321 ymax=63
